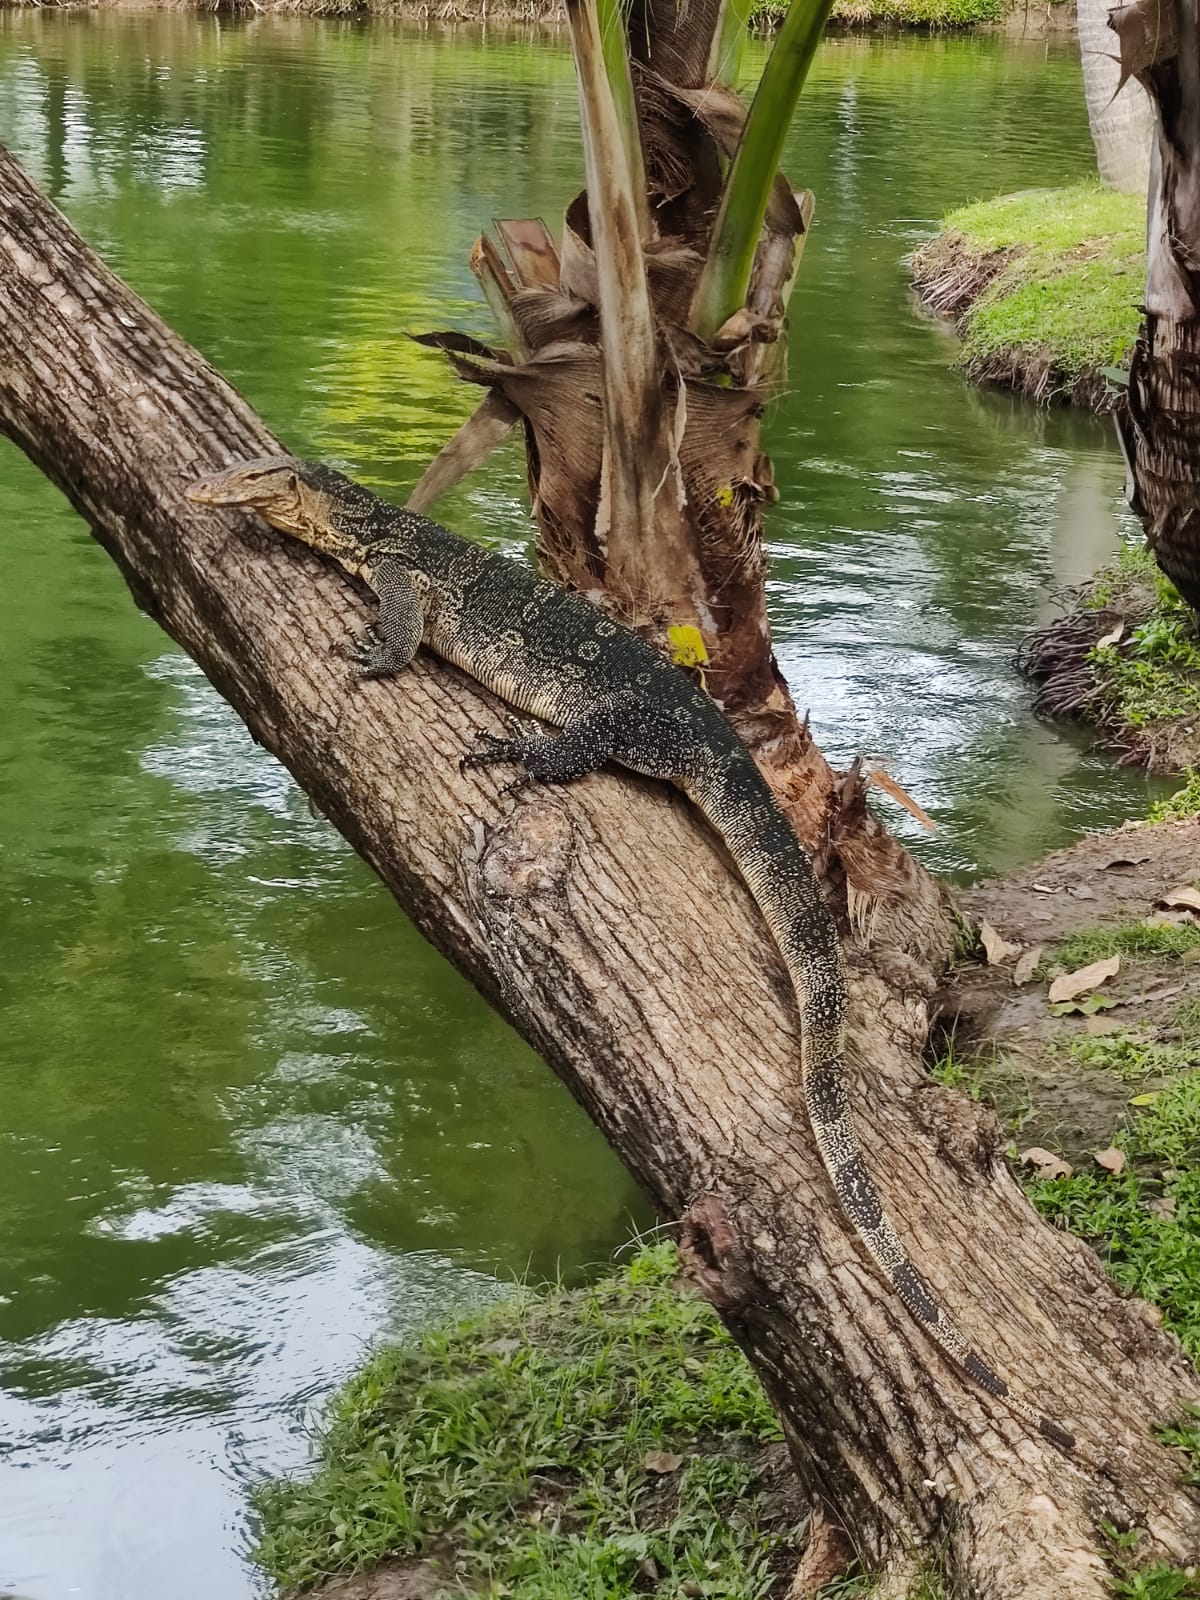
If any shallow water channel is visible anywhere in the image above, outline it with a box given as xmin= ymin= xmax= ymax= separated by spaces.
xmin=0 ymin=14 xmax=1168 ymax=1598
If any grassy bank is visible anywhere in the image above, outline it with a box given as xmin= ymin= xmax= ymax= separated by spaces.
xmin=1020 ymin=542 xmax=1200 ymax=774
xmin=911 ymin=179 xmax=1145 ymax=409
xmin=0 ymin=0 xmax=1067 ymax=27
xmin=754 ymin=0 xmax=1014 ymax=27
xmin=254 ymin=1242 xmax=807 ymax=1597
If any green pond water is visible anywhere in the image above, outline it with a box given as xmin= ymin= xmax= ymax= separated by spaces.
xmin=0 ymin=14 xmax=1163 ymax=1598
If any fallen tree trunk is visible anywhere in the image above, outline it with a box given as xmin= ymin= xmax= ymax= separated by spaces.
xmin=2 ymin=145 xmax=1199 ymax=1595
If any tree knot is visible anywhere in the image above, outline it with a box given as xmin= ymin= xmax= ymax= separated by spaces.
xmin=678 ymin=1194 xmax=762 ymax=1313
xmin=913 ymin=1084 xmax=1002 ymax=1173
xmin=478 ymin=798 xmax=575 ymax=903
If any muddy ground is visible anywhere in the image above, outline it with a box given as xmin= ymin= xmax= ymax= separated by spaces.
xmin=944 ymin=815 xmax=1200 ymax=1156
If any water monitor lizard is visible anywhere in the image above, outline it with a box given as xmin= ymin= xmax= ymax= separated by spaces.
xmin=188 ymin=455 xmax=1072 ymax=1451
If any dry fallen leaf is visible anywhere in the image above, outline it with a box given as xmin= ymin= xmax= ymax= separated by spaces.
xmin=1013 ymin=946 xmax=1043 ymax=986
xmin=1094 ymin=1146 xmax=1126 ymax=1175
xmin=1020 ymin=1147 xmax=1073 ymax=1181
xmin=980 ymin=921 xmax=1021 ymax=965
xmin=1159 ymin=885 xmax=1200 ymax=914
xmin=1145 ymin=911 xmax=1196 ymax=929
xmin=1148 ymin=1196 xmax=1177 ymax=1219
xmin=1070 ymin=884 xmax=1098 ymax=901
xmin=1031 ymin=882 xmax=1059 ymax=894
xmin=1126 ymin=984 xmax=1184 ymax=1007
xmin=1101 ymin=853 xmax=1151 ymax=870
xmin=643 ymin=1451 xmax=684 ymax=1475
xmin=1096 ymin=622 xmax=1125 ymax=649
xmin=1047 ymin=954 xmax=1120 ymax=1004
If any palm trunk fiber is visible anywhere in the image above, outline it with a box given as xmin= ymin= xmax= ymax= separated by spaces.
xmin=2 ymin=145 xmax=1199 ymax=1596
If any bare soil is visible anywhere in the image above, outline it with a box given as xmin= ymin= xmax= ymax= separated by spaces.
xmin=943 ymin=816 xmax=1200 ymax=1156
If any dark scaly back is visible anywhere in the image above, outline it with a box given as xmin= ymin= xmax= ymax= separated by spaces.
xmin=684 ymin=756 xmax=1074 ymax=1451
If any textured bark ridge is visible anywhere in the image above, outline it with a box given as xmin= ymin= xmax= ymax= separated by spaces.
xmin=1112 ymin=0 xmax=1200 ymax=612
xmin=3 ymin=146 xmax=1200 ymax=1594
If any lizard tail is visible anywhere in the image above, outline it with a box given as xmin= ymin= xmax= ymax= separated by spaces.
xmin=684 ymin=758 xmax=1074 ymax=1452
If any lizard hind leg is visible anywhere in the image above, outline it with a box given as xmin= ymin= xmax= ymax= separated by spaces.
xmin=460 ymin=701 xmax=623 ymax=791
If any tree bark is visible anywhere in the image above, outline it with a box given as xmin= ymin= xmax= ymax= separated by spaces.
xmin=1113 ymin=0 xmax=1200 ymax=611
xmin=3 ymin=144 xmax=1200 ymax=1596
xmin=1077 ymin=0 xmax=1155 ymax=192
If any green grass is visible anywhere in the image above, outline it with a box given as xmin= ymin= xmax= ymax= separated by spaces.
xmin=1087 ymin=541 xmax=1175 ymax=611
xmin=1105 ymin=1523 xmax=1200 ymax=1599
xmin=750 ymin=0 xmax=1005 ymax=25
xmin=1030 ymin=993 xmax=1200 ymax=1359
xmin=1150 ymin=770 xmax=1200 ymax=822
xmin=256 ymin=921 xmax=1200 ymax=1597
xmin=926 ymin=181 xmax=1146 ymax=400
xmin=1049 ymin=919 xmax=1200 ymax=971
xmin=1088 ymin=549 xmax=1200 ymax=732
xmin=1054 ymin=542 xmax=1200 ymax=765
xmin=254 ymin=1242 xmax=800 ymax=1597
xmin=1066 ymin=1022 xmax=1198 ymax=1083
xmin=927 ymin=1036 xmax=985 ymax=1098
xmin=1031 ymin=1073 xmax=1200 ymax=1357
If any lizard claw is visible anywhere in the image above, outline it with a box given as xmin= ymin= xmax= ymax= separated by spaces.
xmin=460 ymin=729 xmax=520 ymax=773
xmin=502 ymin=712 xmax=540 ymax=742
xmin=333 ymin=627 xmax=380 ymax=664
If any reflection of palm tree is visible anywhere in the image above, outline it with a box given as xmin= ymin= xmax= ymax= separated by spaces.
xmin=1045 ymin=456 xmax=1123 ymax=600
xmin=42 ymin=65 xmax=67 ymax=201
xmin=1076 ymin=0 xmax=1153 ymax=193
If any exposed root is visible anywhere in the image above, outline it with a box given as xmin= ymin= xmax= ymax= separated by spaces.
xmin=1017 ymin=571 xmax=1200 ymax=773
xmin=786 ymin=1506 xmax=855 ymax=1597
xmin=1015 ymin=603 xmax=1125 ymax=719
xmin=961 ymin=348 xmax=1115 ymax=412
xmin=910 ymin=231 xmax=1010 ymax=320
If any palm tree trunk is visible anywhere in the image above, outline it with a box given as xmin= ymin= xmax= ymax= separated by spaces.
xmin=1078 ymin=0 xmax=1154 ymax=192
xmin=415 ymin=0 xmax=951 ymax=957
xmin=1113 ymin=0 xmax=1200 ymax=609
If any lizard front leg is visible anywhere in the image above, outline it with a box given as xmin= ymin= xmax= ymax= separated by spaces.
xmin=342 ymin=559 xmax=431 ymax=679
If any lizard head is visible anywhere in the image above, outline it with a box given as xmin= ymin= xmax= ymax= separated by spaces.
xmin=186 ymin=456 xmax=363 ymax=563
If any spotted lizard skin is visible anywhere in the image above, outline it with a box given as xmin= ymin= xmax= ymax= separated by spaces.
xmin=187 ymin=456 xmax=1072 ymax=1451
